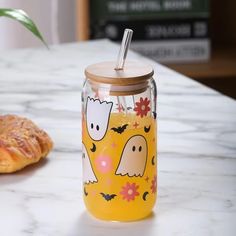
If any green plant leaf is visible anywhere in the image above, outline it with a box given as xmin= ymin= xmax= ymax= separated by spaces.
xmin=0 ymin=8 xmax=48 ymax=48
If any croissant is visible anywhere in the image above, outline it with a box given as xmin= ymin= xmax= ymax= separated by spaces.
xmin=0 ymin=115 xmax=53 ymax=173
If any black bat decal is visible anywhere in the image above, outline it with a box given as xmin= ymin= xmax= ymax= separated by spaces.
xmin=144 ymin=125 xmax=151 ymax=133
xmin=100 ymin=193 xmax=117 ymax=201
xmin=90 ymin=143 xmax=96 ymax=152
xmin=111 ymin=124 xmax=128 ymax=134
xmin=84 ymin=187 xmax=88 ymax=196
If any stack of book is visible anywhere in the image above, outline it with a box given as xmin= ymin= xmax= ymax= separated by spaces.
xmin=89 ymin=0 xmax=210 ymax=63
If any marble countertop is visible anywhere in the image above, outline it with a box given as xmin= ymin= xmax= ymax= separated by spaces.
xmin=0 ymin=40 xmax=236 ymax=236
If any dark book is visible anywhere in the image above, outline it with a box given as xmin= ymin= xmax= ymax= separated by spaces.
xmin=131 ymin=39 xmax=210 ymax=62
xmin=90 ymin=18 xmax=209 ymax=41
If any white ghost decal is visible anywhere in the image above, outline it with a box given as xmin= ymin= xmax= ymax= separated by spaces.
xmin=82 ymin=143 xmax=98 ymax=184
xmin=86 ymin=97 xmax=113 ymax=141
xmin=116 ymin=135 xmax=148 ymax=177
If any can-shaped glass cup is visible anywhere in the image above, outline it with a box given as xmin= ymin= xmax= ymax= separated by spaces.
xmin=82 ymin=61 xmax=157 ymax=221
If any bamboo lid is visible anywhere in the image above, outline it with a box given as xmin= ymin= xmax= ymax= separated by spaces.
xmin=85 ymin=61 xmax=154 ymax=86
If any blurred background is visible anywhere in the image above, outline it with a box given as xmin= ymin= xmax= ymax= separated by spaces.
xmin=0 ymin=0 xmax=76 ymax=49
xmin=0 ymin=0 xmax=235 ymax=99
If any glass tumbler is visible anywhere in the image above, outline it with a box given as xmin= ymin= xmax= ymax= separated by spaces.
xmin=81 ymin=61 xmax=157 ymax=221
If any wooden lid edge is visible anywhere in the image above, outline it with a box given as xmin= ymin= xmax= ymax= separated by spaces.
xmin=85 ymin=67 xmax=154 ymax=85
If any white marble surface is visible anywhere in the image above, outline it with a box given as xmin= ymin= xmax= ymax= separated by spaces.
xmin=0 ymin=40 xmax=236 ymax=236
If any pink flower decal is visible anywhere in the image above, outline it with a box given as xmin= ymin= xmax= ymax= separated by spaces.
xmin=95 ymin=155 xmax=112 ymax=173
xmin=134 ymin=97 xmax=151 ymax=118
xmin=151 ymin=175 xmax=157 ymax=194
xmin=120 ymin=182 xmax=140 ymax=202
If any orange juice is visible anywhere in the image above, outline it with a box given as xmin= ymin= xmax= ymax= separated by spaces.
xmin=82 ymin=112 xmax=157 ymax=221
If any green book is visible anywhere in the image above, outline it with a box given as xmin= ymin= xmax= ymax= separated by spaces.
xmin=90 ymin=0 xmax=209 ymax=20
